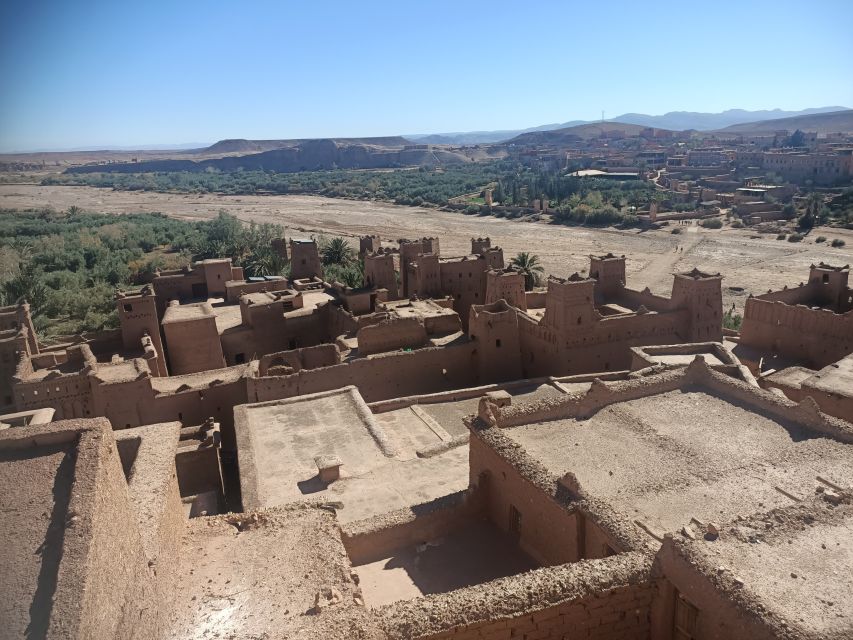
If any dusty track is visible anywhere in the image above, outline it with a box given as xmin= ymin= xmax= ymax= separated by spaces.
xmin=2 ymin=184 xmax=852 ymax=312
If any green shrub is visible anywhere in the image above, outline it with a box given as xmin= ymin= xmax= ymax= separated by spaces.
xmin=731 ymin=220 xmax=744 ymax=228
xmin=776 ymin=234 xmax=787 ymax=240
xmin=671 ymin=227 xmax=682 ymax=235
xmin=831 ymin=238 xmax=846 ymax=248
xmin=815 ymin=236 xmax=827 ymax=243
xmin=788 ymin=233 xmax=804 ymax=242
xmin=723 ymin=308 xmax=742 ymax=331
xmin=700 ymin=218 xmax=723 ymax=229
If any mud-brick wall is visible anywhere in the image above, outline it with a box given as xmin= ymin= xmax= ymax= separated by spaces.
xmin=469 ymin=430 xmax=579 ymax=566
xmin=421 ymin=583 xmax=652 ymax=640
xmin=249 ymin=344 xmax=478 ymax=404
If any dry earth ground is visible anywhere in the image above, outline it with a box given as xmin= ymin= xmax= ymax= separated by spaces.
xmin=2 ymin=184 xmax=852 ymax=312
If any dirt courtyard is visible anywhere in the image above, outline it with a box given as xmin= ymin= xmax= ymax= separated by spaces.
xmin=2 ymin=184 xmax=852 ymax=312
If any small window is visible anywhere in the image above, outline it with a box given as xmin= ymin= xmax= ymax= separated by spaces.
xmin=508 ymin=505 xmax=521 ymax=540
xmin=495 ymin=339 xmax=502 ymax=348
xmin=823 ymin=273 xmax=829 ymax=284
xmin=178 ymin=412 xmax=183 ymax=421
xmin=124 ymin=304 xmax=133 ymax=312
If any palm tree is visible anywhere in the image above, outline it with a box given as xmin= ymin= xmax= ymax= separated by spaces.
xmin=510 ymin=252 xmax=545 ymax=291
xmin=321 ymin=237 xmax=355 ymax=266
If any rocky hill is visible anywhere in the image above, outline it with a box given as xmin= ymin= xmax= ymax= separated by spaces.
xmin=66 ymin=138 xmax=486 ymax=174
xmin=506 ymin=122 xmax=660 ymax=146
xmin=714 ymin=109 xmax=853 ymax=135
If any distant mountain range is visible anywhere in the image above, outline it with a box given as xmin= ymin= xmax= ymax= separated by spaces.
xmin=713 ymin=109 xmax=853 ymax=135
xmin=406 ymin=107 xmax=851 ymax=145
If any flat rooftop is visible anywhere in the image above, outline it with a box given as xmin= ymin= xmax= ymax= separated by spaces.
xmin=505 ymin=386 xmax=853 ymax=538
xmin=804 ymin=353 xmax=853 ymax=398
xmin=236 ymin=387 xmax=470 ymax=523
xmin=161 ymin=301 xmax=216 ymax=324
xmin=166 ymin=506 xmax=369 ymax=638
xmin=237 ymin=382 xmax=569 ymax=523
xmin=679 ymin=500 xmax=853 ymax=637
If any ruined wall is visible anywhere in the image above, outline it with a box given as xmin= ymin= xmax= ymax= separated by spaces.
xmin=379 ymin=552 xmax=653 ymax=640
xmin=468 ymin=429 xmax=579 ymax=566
xmin=357 ymin=316 xmax=428 ymax=356
xmin=151 ymin=270 xmax=206 ymax=315
xmin=0 ymin=302 xmax=38 ymax=354
xmin=342 ymin=490 xmax=485 ymax=565
xmin=258 ymin=343 xmax=340 ymax=375
xmin=416 ymin=582 xmax=652 ymax=640
xmin=224 ymin=278 xmax=288 ymax=303
xmin=1 ymin=330 xmax=30 ymax=409
xmin=741 ymin=297 xmax=853 ymax=368
xmin=650 ymin=539 xmax=779 ymax=640
xmin=248 ymin=343 xmax=478 ymax=404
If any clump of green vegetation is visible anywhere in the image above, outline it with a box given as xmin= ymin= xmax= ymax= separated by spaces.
xmin=700 ymin=218 xmax=723 ymax=229
xmin=671 ymin=227 xmax=682 ymax=235
xmin=776 ymin=233 xmax=787 ymax=240
xmin=510 ymin=252 xmax=544 ymax=291
xmin=45 ymin=162 xmax=662 ymax=227
xmin=831 ymin=238 xmax=846 ymax=248
xmin=787 ymin=233 xmax=804 ymax=242
xmin=731 ymin=220 xmax=744 ymax=228
xmin=723 ymin=308 xmax=742 ymax=331
xmin=0 ymin=208 xmax=284 ymax=338
xmin=815 ymin=236 xmax=827 ymax=243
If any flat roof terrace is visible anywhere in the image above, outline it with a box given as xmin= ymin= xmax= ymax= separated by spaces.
xmin=503 ymin=377 xmax=853 ymax=540
xmin=236 ymin=381 xmax=574 ymax=524
xmin=236 ymin=387 xmax=470 ymax=523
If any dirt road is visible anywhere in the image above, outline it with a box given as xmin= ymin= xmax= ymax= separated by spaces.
xmin=2 ymin=184 xmax=851 ymax=312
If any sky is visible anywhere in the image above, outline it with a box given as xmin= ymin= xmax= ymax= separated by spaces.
xmin=1 ymin=0 xmax=852 ymax=152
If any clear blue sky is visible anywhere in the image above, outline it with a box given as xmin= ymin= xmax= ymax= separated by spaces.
xmin=1 ymin=0 xmax=851 ymax=151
